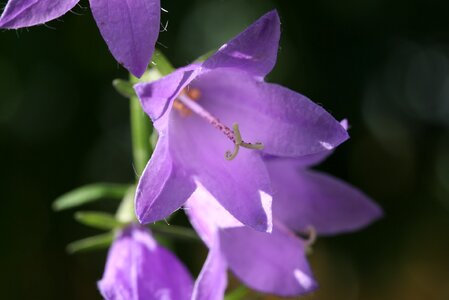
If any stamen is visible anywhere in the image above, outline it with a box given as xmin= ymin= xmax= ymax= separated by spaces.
xmin=176 ymin=92 xmax=264 ymax=160
xmin=173 ymin=88 xmax=202 ymax=116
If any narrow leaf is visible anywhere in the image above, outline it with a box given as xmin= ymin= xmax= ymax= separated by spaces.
xmin=53 ymin=183 xmax=130 ymax=211
xmin=67 ymin=232 xmax=114 ymax=254
xmin=75 ymin=211 xmax=126 ymax=230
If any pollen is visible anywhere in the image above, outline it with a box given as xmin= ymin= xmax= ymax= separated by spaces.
xmin=173 ymin=87 xmax=202 ymax=116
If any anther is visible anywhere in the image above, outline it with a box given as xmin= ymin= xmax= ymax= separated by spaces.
xmin=173 ymin=88 xmax=202 ymax=116
xmin=186 ymin=87 xmax=201 ymax=100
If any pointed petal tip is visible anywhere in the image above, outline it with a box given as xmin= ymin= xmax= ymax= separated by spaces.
xmin=340 ymin=124 xmax=351 ymax=142
xmin=134 ymin=195 xmax=149 ymax=225
xmin=337 ymin=201 xmax=383 ymax=235
xmin=203 ymin=9 xmax=281 ymax=77
xmin=128 ymin=65 xmax=147 ymax=79
xmin=367 ymin=201 xmax=384 ymax=223
xmin=96 ymin=280 xmax=107 ymax=299
xmin=231 ymin=188 xmax=273 ymax=233
xmin=335 ymin=191 xmax=384 ymax=234
xmin=133 ymin=82 xmax=146 ymax=98
xmin=256 ymin=9 xmax=281 ymax=37
xmin=135 ymin=213 xmax=147 ymax=225
xmin=325 ymin=124 xmax=350 ymax=150
xmin=340 ymin=118 xmax=350 ymax=130
xmin=134 ymin=192 xmax=164 ymax=226
xmin=133 ymin=64 xmax=201 ymax=122
xmin=345 ymin=188 xmax=384 ymax=233
xmin=134 ymin=186 xmax=157 ymax=225
xmin=317 ymin=126 xmax=349 ymax=152
xmin=117 ymin=48 xmax=151 ymax=78
xmin=264 ymin=9 xmax=281 ymax=23
xmin=292 ymin=269 xmax=319 ymax=296
xmin=221 ymin=225 xmax=318 ymax=297
xmin=91 ymin=0 xmax=159 ymax=80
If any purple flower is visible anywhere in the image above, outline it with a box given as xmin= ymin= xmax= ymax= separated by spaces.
xmin=134 ymin=11 xmax=349 ymax=232
xmin=0 ymin=0 xmax=160 ymax=77
xmin=98 ymin=225 xmax=193 ymax=300
xmin=186 ymin=141 xmax=382 ymax=299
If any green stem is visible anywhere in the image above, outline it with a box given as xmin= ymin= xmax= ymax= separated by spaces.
xmin=120 ymin=94 xmax=152 ymax=222
xmin=130 ymin=94 xmax=152 ymax=176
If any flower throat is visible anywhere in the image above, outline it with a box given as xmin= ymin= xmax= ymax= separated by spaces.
xmin=175 ymin=87 xmax=264 ymax=160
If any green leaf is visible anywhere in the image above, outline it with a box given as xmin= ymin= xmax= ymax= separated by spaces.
xmin=75 ymin=211 xmax=126 ymax=230
xmin=112 ymin=79 xmax=136 ymax=98
xmin=151 ymin=49 xmax=175 ymax=76
xmin=66 ymin=232 xmax=114 ymax=254
xmin=224 ymin=286 xmax=249 ymax=300
xmin=53 ymin=183 xmax=130 ymax=211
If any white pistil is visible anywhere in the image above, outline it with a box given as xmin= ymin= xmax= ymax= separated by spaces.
xmin=302 ymin=226 xmax=317 ymax=254
xmin=225 ymin=123 xmax=264 ymax=160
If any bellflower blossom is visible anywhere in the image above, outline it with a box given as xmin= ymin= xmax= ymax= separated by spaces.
xmin=0 ymin=0 xmax=160 ymax=77
xmin=186 ymin=137 xmax=383 ymax=299
xmin=134 ymin=10 xmax=349 ymax=232
xmin=98 ymin=225 xmax=193 ymax=300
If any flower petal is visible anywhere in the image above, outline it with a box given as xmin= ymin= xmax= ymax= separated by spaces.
xmin=263 ymin=119 xmax=349 ymax=167
xmin=203 ymin=10 xmax=280 ymax=79
xmin=193 ymin=69 xmax=349 ymax=157
xmin=135 ymin=135 xmax=196 ymax=224
xmin=0 ymin=0 xmax=79 ymax=28
xmin=134 ymin=64 xmax=200 ymax=123
xmin=267 ymin=159 xmax=383 ymax=235
xmin=90 ymin=0 xmax=160 ymax=77
xmin=220 ymin=224 xmax=318 ymax=297
xmin=186 ymin=183 xmax=243 ymax=248
xmin=98 ymin=226 xmax=193 ymax=300
xmin=171 ymin=109 xmax=273 ymax=232
xmin=191 ymin=238 xmax=228 ymax=300
xmin=134 ymin=66 xmax=204 ymax=224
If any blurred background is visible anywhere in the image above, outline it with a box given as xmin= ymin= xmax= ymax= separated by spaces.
xmin=1 ymin=0 xmax=449 ymax=299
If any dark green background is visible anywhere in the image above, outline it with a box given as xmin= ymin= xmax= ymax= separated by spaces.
xmin=1 ymin=0 xmax=448 ymax=299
